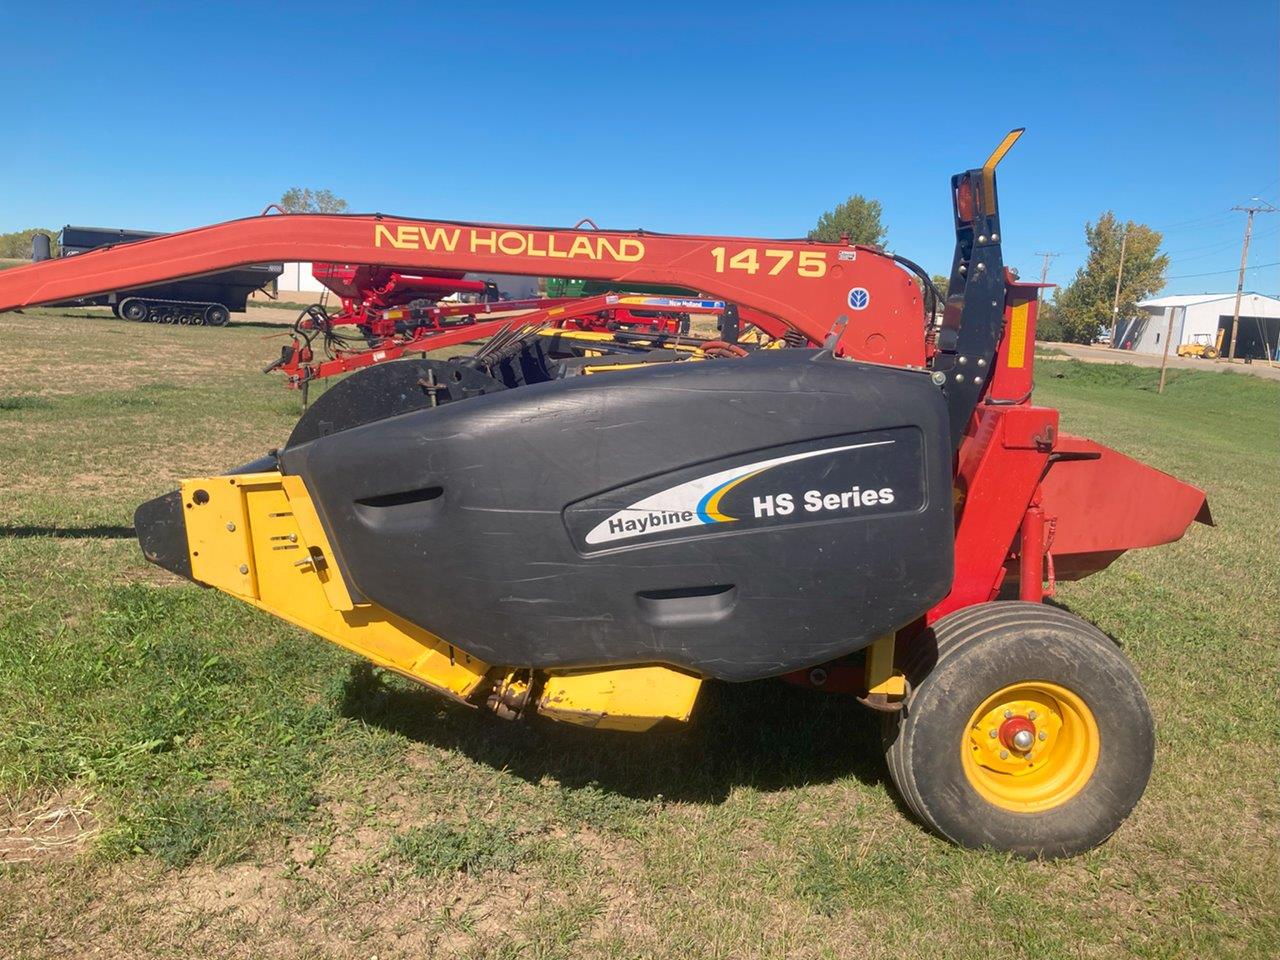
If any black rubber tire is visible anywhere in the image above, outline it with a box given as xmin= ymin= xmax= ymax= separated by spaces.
xmin=204 ymin=304 xmax=231 ymax=327
xmin=120 ymin=299 xmax=150 ymax=322
xmin=883 ymin=601 xmax=1154 ymax=858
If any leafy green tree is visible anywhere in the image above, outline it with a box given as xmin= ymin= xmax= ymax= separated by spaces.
xmin=0 ymin=228 xmax=58 ymax=259
xmin=1056 ymin=212 xmax=1167 ymax=344
xmin=914 ymin=273 xmax=950 ymax=317
xmin=1035 ymin=296 xmax=1066 ymax=342
xmin=279 ymin=188 xmax=349 ymax=214
xmin=808 ymin=195 xmax=887 ymax=247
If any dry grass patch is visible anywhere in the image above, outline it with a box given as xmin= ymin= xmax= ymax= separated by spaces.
xmin=0 ymin=789 xmax=98 ymax=865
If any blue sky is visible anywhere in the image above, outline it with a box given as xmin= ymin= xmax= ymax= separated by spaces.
xmin=2 ymin=1 xmax=1276 ymax=295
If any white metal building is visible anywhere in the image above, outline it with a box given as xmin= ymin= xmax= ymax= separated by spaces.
xmin=276 ymin=262 xmax=327 ymax=294
xmin=272 ymin=263 xmax=540 ymax=300
xmin=1117 ymin=293 xmax=1280 ymax=360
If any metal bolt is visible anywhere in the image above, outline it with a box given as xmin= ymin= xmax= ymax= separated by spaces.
xmin=954 ymin=374 xmax=965 ymax=383
xmin=1038 ymin=731 xmax=1047 ymax=741
xmin=288 ymin=533 xmax=298 ymax=542
xmin=1012 ymin=729 xmax=1035 ymax=752
xmin=958 ymin=355 xmax=968 ymax=365
xmin=959 ymin=264 xmax=967 ymax=274
xmin=989 ymin=729 xmax=998 ymax=738
xmin=226 ymin=522 xmax=236 ymax=532
xmin=992 ymin=233 xmax=1000 ymax=241
xmin=974 ymin=376 xmax=983 ymax=385
xmin=999 ymin=749 xmax=1009 ymax=760
xmin=238 ymin=564 xmax=249 ymax=575
xmin=977 ymin=357 xmax=987 ymax=367
xmin=976 ymin=262 xmax=987 ymax=271
xmin=1003 ymin=709 xmax=1013 ymax=718
xmin=931 ymin=371 xmax=947 ymax=385
xmin=978 ymin=235 xmax=987 ymax=243
xmin=1027 ymin=709 xmax=1038 ymax=721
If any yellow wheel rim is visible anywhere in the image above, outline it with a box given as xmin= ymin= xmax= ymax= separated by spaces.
xmin=961 ymin=681 xmax=1100 ymax=813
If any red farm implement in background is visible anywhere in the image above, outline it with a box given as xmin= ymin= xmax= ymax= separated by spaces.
xmin=265 ymin=261 xmax=713 ymax=392
xmin=0 ymin=130 xmax=1211 ymax=858
xmin=265 ymin=290 xmax=725 ymax=392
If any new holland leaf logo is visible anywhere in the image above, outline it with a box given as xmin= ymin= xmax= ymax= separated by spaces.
xmin=848 ymin=287 xmax=870 ymax=310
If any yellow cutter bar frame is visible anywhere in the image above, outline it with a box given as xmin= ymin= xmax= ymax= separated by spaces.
xmin=178 ymin=471 xmax=701 ymax=730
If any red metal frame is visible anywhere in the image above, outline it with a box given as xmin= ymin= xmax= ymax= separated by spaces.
xmin=309 ymin=262 xmax=490 ymax=335
xmin=274 ymin=293 xmax=725 ymax=386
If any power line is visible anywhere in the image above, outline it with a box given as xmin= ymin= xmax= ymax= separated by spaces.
xmin=1165 ymin=227 xmax=1280 ymax=264
xmin=1151 ymin=210 xmax=1239 ymax=234
xmin=1163 ymin=225 xmax=1280 ymax=259
xmin=1172 ymin=261 xmax=1280 ymax=280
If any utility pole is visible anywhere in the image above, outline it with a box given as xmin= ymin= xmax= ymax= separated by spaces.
xmin=1034 ymin=251 xmax=1059 ymax=303
xmin=1158 ymin=305 xmax=1179 ymax=394
xmin=1227 ymin=200 xmax=1277 ymax=361
xmin=1109 ymin=230 xmax=1128 ymax=346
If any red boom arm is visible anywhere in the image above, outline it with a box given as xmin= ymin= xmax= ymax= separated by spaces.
xmin=0 ymin=214 xmax=926 ymax=364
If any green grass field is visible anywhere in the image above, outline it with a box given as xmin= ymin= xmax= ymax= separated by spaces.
xmin=1 ymin=309 xmax=1276 ymax=959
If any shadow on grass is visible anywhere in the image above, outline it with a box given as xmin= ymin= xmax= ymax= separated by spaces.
xmin=0 ymin=524 xmax=135 ymax=539
xmin=337 ymin=662 xmax=890 ymax=805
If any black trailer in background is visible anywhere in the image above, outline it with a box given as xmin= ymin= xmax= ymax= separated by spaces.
xmin=36 ymin=226 xmax=283 ymax=326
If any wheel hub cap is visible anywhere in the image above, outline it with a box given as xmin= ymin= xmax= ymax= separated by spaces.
xmin=999 ymin=716 xmax=1037 ymax=753
xmin=962 ymin=681 xmax=1100 ymax=813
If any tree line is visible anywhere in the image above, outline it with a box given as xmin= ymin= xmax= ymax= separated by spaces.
xmin=0 ymin=228 xmax=58 ymax=259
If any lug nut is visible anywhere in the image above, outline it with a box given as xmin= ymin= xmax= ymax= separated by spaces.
xmin=1038 ymin=731 xmax=1047 ymax=741
xmin=1003 ymin=709 xmax=1013 ymax=719
xmin=1027 ymin=709 xmax=1037 ymax=720
xmin=238 ymin=564 xmax=249 ymax=575
xmin=989 ymin=729 xmax=998 ymax=738
xmin=226 ymin=522 xmax=236 ymax=532
xmin=999 ymin=750 xmax=1009 ymax=760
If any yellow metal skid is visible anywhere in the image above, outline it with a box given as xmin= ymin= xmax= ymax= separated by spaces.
xmin=539 ymin=666 xmax=701 ymax=731
xmin=178 ymin=470 xmax=702 ymax=730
